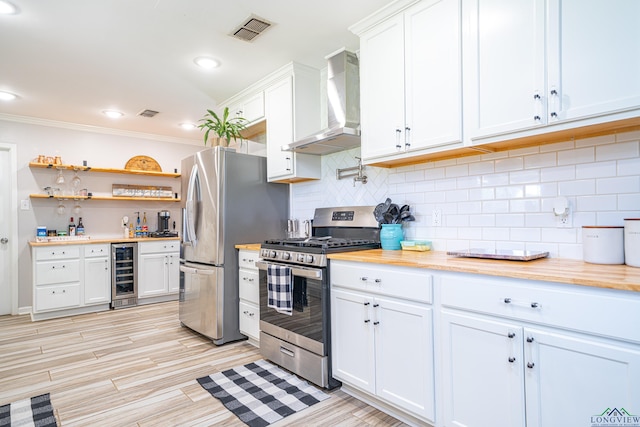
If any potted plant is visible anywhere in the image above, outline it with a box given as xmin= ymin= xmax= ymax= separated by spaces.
xmin=198 ymin=107 xmax=248 ymax=146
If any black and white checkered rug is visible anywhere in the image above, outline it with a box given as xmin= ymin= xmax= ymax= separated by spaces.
xmin=0 ymin=393 xmax=57 ymax=427
xmin=197 ymin=359 xmax=329 ymax=427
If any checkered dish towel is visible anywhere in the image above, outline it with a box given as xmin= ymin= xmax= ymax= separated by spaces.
xmin=267 ymin=264 xmax=293 ymax=315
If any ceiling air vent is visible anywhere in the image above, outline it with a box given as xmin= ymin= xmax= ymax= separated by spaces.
xmin=230 ymin=15 xmax=272 ymax=42
xmin=138 ymin=109 xmax=159 ymax=118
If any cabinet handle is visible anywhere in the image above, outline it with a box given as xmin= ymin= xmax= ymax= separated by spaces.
xmin=549 ymin=88 xmax=559 ymax=119
xmin=404 ymin=126 xmax=411 ymax=149
xmin=530 ymin=302 xmax=540 ymax=308
xmin=508 ymin=332 xmax=516 ymax=338
xmin=285 ymin=156 xmax=292 ymax=172
xmin=374 ymin=278 xmax=381 ymax=283
xmin=373 ymin=303 xmax=379 ymax=308
xmin=527 ymin=362 xmax=535 ymax=369
xmin=395 ymin=128 xmax=402 ymax=150
xmin=533 ymin=115 xmax=541 ymax=121
xmin=508 ymin=357 xmax=516 ymax=363
xmin=363 ymin=302 xmax=370 ymax=306
xmin=526 ymin=337 xmax=535 ymax=343
xmin=503 ymin=298 xmax=511 ymax=304
xmin=364 ymin=319 xmax=370 ymax=323
xmin=533 ymin=93 xmax=541 ymax=100
xmin=360 ymin=277 xmax=368 ymax=281
xmin=373 ymin=321 xmax=380 ymax=325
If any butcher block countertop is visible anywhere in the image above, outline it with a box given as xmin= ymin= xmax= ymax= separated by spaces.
xmin=328 ymin=249 xmax=640 ymax=293
xmin=29 ymin=236 xmax=180 ymax=247
xmin=235 ymin=243 xmax=261 ymax=251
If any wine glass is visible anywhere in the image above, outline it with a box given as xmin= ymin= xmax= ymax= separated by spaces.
xmin=55 ymin=169 xmax=65 ymax=185
xmin=71 ymin=170 xmax=81 ymax=195
xmin=73 ymin=202 xmax=81 ymax=215
xmin=57 ymin=200 xmax=66 ymax=215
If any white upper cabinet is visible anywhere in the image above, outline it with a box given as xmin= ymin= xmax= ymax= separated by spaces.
xmin=354 ymin=0 xmax=463 ymax=163
xmin=228 ymin=91 xmax=265 ymax=126
xmin=264 ymin=64 xmax=321 ymax=183
xmin=464 ymin=0 xmax=640 ymax=143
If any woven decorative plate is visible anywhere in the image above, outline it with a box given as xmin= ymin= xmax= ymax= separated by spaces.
xmin=124 ymin=155 xmax=162 ymax=172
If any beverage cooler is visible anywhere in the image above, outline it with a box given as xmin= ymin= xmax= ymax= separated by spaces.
xmin=111 ymin=242 xmax=137 ymax=308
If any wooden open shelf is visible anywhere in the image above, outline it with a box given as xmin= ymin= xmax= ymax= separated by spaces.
xmin=28 ymin=162 xmax=181 ymax=178
xmin=29 ymin=194 xmax=181 ymax=202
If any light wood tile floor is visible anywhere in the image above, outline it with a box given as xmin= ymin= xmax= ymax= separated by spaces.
xmin=0 ymin=302 xmax=408 ymax=426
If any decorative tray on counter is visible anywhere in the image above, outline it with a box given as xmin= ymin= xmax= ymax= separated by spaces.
xmin=447 ymin=248 xmax=549 ymax=261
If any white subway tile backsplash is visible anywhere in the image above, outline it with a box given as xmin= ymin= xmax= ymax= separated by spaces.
xmin=557 ymin=147 xmax=594 ymax=165
xmin=558 ymin=179 xmax=595 ymax=196
xmin=596 ymin=176 xmax=639 ymax=194
xmin=596 ymin=141 xmax=639 ymax=161
xmin=524 ymin=152 xmax=557 ymax=169
xmin=495 ymin=157 xmax=524 ymax=172
xmin=541 ymin=165 xmax=575 ymax=182
xmin=290 ymin=131 xmax=639 ymax=261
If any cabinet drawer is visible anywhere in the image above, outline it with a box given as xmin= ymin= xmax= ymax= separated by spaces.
xmin=330 ymin=260 xmax=432 ymax=304
xmin=239 ymin=301 xmax=259 ymax=339
xmin=238 ymin=250 xmax=259 ymax=270
xmin=35 ymin=283 xmax=80 ymax=311
xmin=440 ymin=272 xmax=640 ymax=343
xmin=84 ymin=244 xmax=110 ymax=258
xmin=138 ymin=240 xmax=179 ymax=254
xmin=35 ymin=246 xmax=80 ymax=261
xmin=35 ymin=260 xmax=80 ymax=285
xmin=239 ymin=269 xmax=259 ymax=304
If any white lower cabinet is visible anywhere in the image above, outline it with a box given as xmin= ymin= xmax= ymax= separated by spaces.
xmin=32 ymin=243 xmax=110 ymax=320
xmin=138 ymin=240 xmax=180 ymax=302
xmin=238 ymin=249 xmax=260 ymax=345
xmin=439 ymin=273 xmax=640 ymax=427
xmin=83 ymin=244 xmax=110 ymax=305
xmin=330 ymin=260 xmax=435 ymax=424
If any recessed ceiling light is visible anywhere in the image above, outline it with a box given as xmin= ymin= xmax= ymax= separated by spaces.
xmin=180 ymin=123 xmax=197 ymax=130
xmin=194 ymin=56 xmax=220 ymax=69
xmin=0 ymin=1 xmax=18 ymax=14
xmin=0 ymin=91 xmax=17 ymax=101
xmin=102 ymin=110 xmax=124 ymax=118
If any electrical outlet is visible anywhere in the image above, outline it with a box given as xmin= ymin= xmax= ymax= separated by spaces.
xmin=556 ymin=212 xmax=572 ymax=228
xmin=20 ymin=199 xmax=30 ymax=210
xmin=432 ymin=209 xmax=442 ymax=227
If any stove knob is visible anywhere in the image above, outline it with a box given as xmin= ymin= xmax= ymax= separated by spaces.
xmin=270 ymin=250 xmax=277 ymax=259
xmin=306 ymin=254 xmax=314 ymax=263
xmin=282 ymin=252 xmax=291 ymax=260
xmin=297 ymin=254 xmax=305 ymax=263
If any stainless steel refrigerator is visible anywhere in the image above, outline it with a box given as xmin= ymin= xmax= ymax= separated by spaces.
xmin=179 ymin=147 xmax=288 ymax=345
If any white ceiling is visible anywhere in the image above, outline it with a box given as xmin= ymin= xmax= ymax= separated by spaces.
xmin=0 ymin=0 xmax=391 ymax=143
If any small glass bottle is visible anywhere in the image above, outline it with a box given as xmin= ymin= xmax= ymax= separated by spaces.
xmin=68 ymin=217 xmax=76 ymax=236
xmin=142 ymin=212 xmax=148 ymax=237
xmin=76 ymin=217 xmax=85 ymax=236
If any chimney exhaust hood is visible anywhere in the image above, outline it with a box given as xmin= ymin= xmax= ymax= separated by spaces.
xmin=282 ymin=49 xmax=360 ymax=155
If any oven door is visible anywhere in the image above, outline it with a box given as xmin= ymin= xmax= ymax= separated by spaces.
xmin=256 ymin=260 xmax=326 ymax=356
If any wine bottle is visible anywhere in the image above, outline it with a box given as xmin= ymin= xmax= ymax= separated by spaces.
xmin=77 ymin=217 xmax=85 ymax=236
xmin=142 ymin=212 xmax=148 ymax=237
xmin=68 ymin=217 xmax=76 ymax=236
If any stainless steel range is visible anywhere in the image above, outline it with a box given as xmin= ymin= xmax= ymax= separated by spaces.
xmin=257 ymin=206 xmax=380 ymax=389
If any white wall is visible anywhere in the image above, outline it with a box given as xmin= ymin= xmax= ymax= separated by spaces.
xmin=0 ymin=118 xmax=202 ymax=309
xmin=291 ymin=130 xmax=640 ymax=259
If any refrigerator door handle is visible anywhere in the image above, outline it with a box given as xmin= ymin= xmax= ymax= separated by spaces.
xmin=185 ymin=163 xmax=199 ymax=245
xmin=180 ymin=264 xmax=215 ymax=275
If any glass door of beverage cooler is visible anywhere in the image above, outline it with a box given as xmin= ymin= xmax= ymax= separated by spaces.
xmin=111 ymin=243 xmax=137 ymax=308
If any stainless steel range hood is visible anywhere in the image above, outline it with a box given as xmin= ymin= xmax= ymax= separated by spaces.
xmin=282 ymin=49 xmax=360 ymax=155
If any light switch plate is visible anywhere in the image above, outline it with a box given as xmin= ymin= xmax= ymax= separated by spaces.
xmin=20 ymin=199 xmax=30 ymax=210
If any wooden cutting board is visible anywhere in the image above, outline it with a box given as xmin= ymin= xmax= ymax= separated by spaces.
xmin=124 ymin=155 xmax=162 ymax=172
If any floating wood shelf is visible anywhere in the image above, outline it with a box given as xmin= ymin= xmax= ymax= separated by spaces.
xmin=29 ymin=194 xmax=181 ymax=202
xmin=28 ymin=162 xmax=181 ymax=178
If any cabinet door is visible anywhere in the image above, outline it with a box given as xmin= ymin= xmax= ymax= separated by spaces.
xmin=331 ymin=288 xmax=376 ymax=394
xmin=84 ymin=256 xmax=110 ymax=305
xmin=374 ymin=296 xmax=435 ymax=422
xmin=265 ymin=77 xmax=295 ymax=180
xmin=441 ymin=310 xmax=526 ymax=427
xmin=138 ymin=253 xmax=167 ymax=297
xmin=167 ymin=253 xmax=179 ymax=293
xmin=359 ymin=14 xmax=405 ymax=160
xmin=524 ymin=327 xmax=640 ymax=427
xmin=547 ymin=0 xmax=640 ymax=122
xmin=463 ymin=0 xmax=545 ymax=140
xmin=405 ymin=0 xmax=462 ymax=151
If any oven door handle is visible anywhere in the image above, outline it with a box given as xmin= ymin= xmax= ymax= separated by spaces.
xmin=255 ymin=261 xmax=322 ymax=280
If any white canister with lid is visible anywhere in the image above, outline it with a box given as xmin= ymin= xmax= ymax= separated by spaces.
xmin=624 ymin=219 xmax=640 ymax=267
xmin=582 ymin=226 xmax=625 ymax=265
